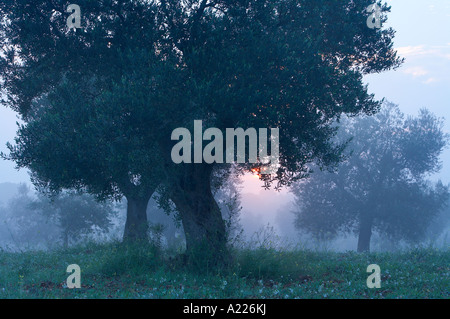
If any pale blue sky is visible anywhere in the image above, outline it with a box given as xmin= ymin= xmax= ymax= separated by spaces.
xmin=364 ymin=0 xmax=450 ymax=184
xmin=1 ymin=0 xmax=449 ymax=186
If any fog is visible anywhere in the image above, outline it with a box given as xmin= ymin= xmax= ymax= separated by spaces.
xmin=1 ymin=0 xmax=449 ymax=254
xmin=1 ymin=175 xmax=448 ymax=253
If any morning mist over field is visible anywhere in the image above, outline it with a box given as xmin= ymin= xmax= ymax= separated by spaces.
xmin=0 ymin=0 xmax=448 ymax=302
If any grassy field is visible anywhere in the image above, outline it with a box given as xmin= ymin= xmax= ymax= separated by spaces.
xmin=0 ymin=242 xmax=448 ymax=299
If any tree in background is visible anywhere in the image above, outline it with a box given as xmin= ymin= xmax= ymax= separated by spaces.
xmin=213 ymin=169 xmax=244 ymax=246
xmin=1 ymin=184 xmax=60 ymax=250
xmin=31 ymin=192 xmax=117 ymax=247
xmin=1 ymin=0 xmax=402 ymax=265
xmin=426 ymin=198 xmax=450 ymax=245
xmin=2 ymin=185 xmax=116 ymax=249
xmin=293 ymin=103 xmax=449 ymax=252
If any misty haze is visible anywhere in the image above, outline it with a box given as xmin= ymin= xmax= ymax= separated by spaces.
xmin=0 ymin=0 xmax=448 ymax=302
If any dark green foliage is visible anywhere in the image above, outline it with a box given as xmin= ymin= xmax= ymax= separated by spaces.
xmin=293 ymin=103 xmax=450 ymax=251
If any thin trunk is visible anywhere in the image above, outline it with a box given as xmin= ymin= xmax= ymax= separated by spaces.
xmin=170 ymin=164 xmax=230 ymax=270
xmin=63 ymin=232 xmax=68 ymax=248
xmin=357 ymin=215 xmax=373 ymax=252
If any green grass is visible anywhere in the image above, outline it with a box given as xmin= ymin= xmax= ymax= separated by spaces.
xmin=0 ymin=242 xmax=448 ymax=299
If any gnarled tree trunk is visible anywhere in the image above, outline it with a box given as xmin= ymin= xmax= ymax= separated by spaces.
xmin=170 ymin=164 xmax=230 ymax=270
xmin=123 ymin=192 xmax=153 ymax=242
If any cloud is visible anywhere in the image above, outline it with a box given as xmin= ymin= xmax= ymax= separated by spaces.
xmin=396 ymin=45 xmax=450 ymax=83
xmin=402 ymin=67 xmax=443 ymax=84
xmin=423 ymin=77 xmax=439 ymax=85
xmin=403 ymin=66 xmax=428 ymax=78
xmin=396 ymin=45 xmax=433 ymax=58
xmin=396 ymin=45 xmax=450 ymax=60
